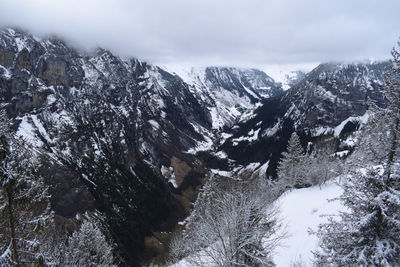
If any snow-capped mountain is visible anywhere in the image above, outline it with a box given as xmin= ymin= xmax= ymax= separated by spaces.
xmin=282 ymin=62 xmax=388 ymax=132
xmin=0 ymin=27 xmax=284 ymax=265
xmin=262 ymin=63 xmax=317 ymax=90
xmin=0 ymin=27 xmax=392 ymax=266
xmin=218 ymin=61 xmax=390 ymax=177
xmin=164 ymin=66 xmax=283 ymax=129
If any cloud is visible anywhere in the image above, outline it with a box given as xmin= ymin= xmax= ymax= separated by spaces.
xmin=0 ymin=0 xmax=399 ymax=67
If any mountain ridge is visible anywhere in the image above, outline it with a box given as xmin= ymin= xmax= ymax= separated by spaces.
xmin=0 ymin=27 xmax=391 ymax=266
xmin=0 ymin=27 xmax=284 ymax=265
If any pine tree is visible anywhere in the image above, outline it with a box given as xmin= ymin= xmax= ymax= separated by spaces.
xmin=314 ymin=165 xmax=400 ymax=266
xmin=0 ymin=109 xmax=52 ymax=266
xmin=65 ymin=217 xmax=117 ymax=267
xmin=314 ymin=40 xmax=400 ymax=266
xmin=37 ymin=213 xmax=118 ymax=266
xmin=277 ymin=132 xmax=307 ymax=188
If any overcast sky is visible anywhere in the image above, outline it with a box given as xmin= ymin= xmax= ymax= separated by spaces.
xmin=0 ymin=0 xmax=399 ymax=68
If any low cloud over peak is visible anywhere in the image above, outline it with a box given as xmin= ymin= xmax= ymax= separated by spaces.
xmin=0 ymin=0 xmax=399 ymax=67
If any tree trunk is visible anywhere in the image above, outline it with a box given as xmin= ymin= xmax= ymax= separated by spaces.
xmin=387 ymin=117 xmax=399 ymax=181
xmin=6 ymin=186 xmax=20 ymax=267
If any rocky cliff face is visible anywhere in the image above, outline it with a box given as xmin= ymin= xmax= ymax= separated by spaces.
xmin=0 ymin=27 xmax=390 ymax=266
xmin=282 ymin=62 xmax=388 ymax=131
xmin=0 ymin=28 xmax=284 ymax=265
xmin=164 ymin=66 xmax=283 ymax=130
xmin=218 ymin=61 xmax=390 ymax=177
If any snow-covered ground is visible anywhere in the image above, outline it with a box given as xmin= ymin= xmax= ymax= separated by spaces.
xmin=171 ymin=180 xmax=344 ymax=267
xmin=273 ymin=180 xmax=343 ymax=266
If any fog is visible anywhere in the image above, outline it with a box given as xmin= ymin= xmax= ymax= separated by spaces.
xmin=0 ymin=0 xmax=399 ymax=67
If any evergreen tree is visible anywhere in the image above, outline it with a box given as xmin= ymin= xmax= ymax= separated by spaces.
xmin=39 ymin=213 xmax=117 ymax=267
xmin=277 ymin=132 xmax=307 ymax=188
xmin=0 ymin=109 xmax=52 ymax=266
xmin=66 ymin=217 xmax=117 ymax=267
xmin=314 ymin=164 xmax=400 ymax=266
xmin=314 ymin=40 xmax=400 ymax=266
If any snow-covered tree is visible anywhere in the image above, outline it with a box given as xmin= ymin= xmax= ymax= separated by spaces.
xmin=314 ymin=164 xmax=400 ymax=266
xmin=65 ymin=217 xmax=117 ymax=267
xmin=38 ymin=213 xmax=118 ymax=267
xmin=169 ymin=175 xmax=284 ymax=267
xmin=353 ymin=40 xmax=400 ymax=169
xmin=314 ymin=40 xmax=400 ymax=266
xmin=277 ymin=132 xmax=307 ymax=188
xmin=305 ymin=144 xmax=342 ymax=186
xmin=0 ymin=109 xmax=52 ymax=266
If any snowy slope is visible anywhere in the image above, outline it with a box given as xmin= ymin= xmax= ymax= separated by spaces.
xmin=170 ymin=180 xmax=344 ymax=267
xmin=262 ymin=63 xmax=317 ymax=90
xmin=0 ymin=27 xmax=216 ymax=265
xmin=163 ymin=65 xmax=283 ymax=129
xmin=218 ymin=61 xmax=389 ymax=178
xmin=274 ymin=180 xmax=344 ymax=267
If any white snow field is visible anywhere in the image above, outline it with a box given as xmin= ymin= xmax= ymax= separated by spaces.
xmin=171 ymin=180 xmax=344 ymax=267
xmin=273 ymin=180 xmax=343 ymax=267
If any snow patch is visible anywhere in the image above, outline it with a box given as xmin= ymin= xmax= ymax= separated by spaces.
xmin=148 ymin=119 xmax=160 ymax=130
xmin=312 ymin=126 xmax=333 ymax=137
xmin=231 ymin=128 xmax=260 ymax=146
xmin=0 ymin=65 xmax=11 ymax=79
xmin=213 ymin=150 xmax=228 ymax=159
xmin=161 ymin=165 xmax=178 ymax=188
xmin=343 ymin=136 xmax=357 ymax=147
xmin=81 ymin=174 xmax=97 ymax=187
xmin=81 ymin=60 xmax=101 ymax=83
xmin=46 ymin=94 xmax=57 ymax=105
xmin=210 ymin=169 xmax=232 ymax=177
xmin=186 ymin=136 xmax=214 ymax=154
xmin=315 ymin=85 xmax=337 ymax=102
xmin=261 ymin=63 xmax=318 ymax=90
xmin=333 ymin=112 xmax=369 ymax=137
xmin=273 ymin=180 xmax=344 ymax=267
xmin=31 ymin=115 xmax=52 ymax=143
xmin=242 ymin=85 xmax=260 ymax=99
xmin=252 ymin=161 xmax=269 ymax=179
xmin=16 ymin=116 xmax=43 ymax=147
xmin=14 ymin=36 xmax=32 ymax=52
xmin=209 ymin=107 xmax=225 ymax=130
xmin=186 ymin=122 xmax=214 ymax=154
xmin=262 ymin=120 xmax=281 ymax=137
xmin=0 ymin=245 xmax=12 ymax=266
xmin=334 ymin=150 xmax=350 ymax=158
